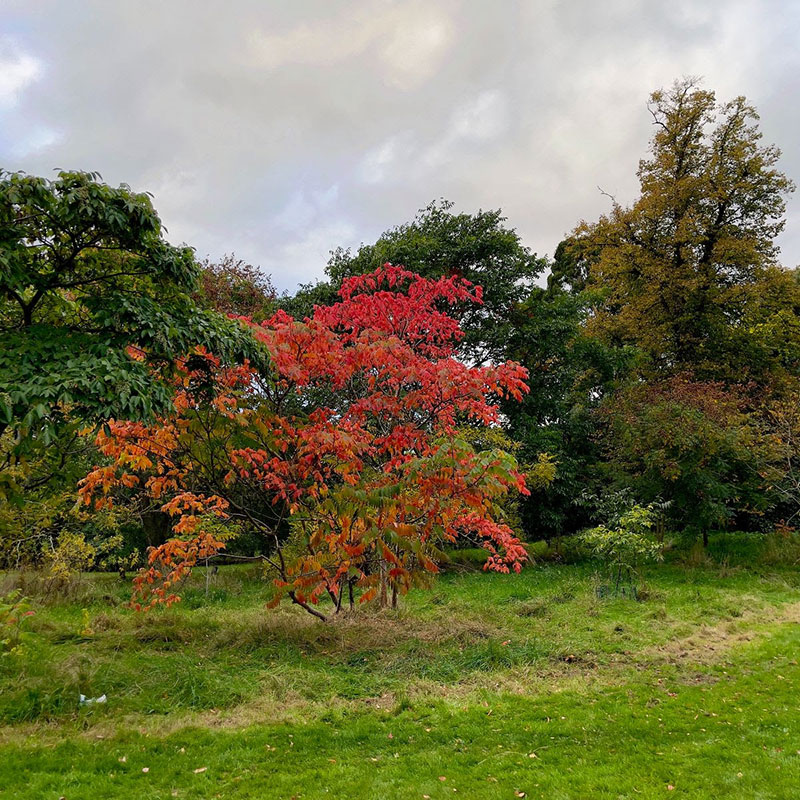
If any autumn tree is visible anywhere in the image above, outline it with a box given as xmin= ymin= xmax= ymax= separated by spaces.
xmin=560 ymin=78 xmax=795 ymax=379
xmin=284 ymin=200 xmax=588 ymax=539
xmin=82 ymin=266 xmax=531 ymax=619
xmin=551 ymin=80 xmax=798 ymax=539
xmin=195 ymin=253 xmax=276 ymax=321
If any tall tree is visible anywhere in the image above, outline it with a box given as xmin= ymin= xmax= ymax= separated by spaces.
xmin=560 ymin=78 xmax=795 ymax=380
xmin=286 ymin=200 xmax=546 ymax=364
xmin=556 ymin=80 xmax=797 ymax=538
xmin=503 ymin=285 xmax=632 ymax=537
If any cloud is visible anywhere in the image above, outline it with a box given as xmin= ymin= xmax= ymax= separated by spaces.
xmin=266 ymin=219 xmax=359 ymax=289
xmin=246 ymin=0 xmax=455 ymax=89
xmin=0 ymin=0 xmax=797 ymax=287
xmin=358 ymin=135 xmax=411 ymax=185
xmin=11 ymin=125 xmax=60 ymax=158
xmin=0 ymin=38 xmax=42 ymax=109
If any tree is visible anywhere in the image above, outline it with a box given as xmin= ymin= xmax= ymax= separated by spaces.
xmin=502 ymin=285 xmax=633 ymax=537
xmin=562 ymin=78 xmax=795 ymax=379
xmin=552 ymin=79 xmax=798 ymax=539
xmin=195 ymin=253 xmax=276 ymax=321
xmin=81 ymin=266 xmax=531 ymax=619
xmin=283 ymin=200 xmax=578 ymax=540
xmin=286 ymin=200 xmax=546 ymax=364
xmin=0 ymin=170 xmax=263 ymax=456
xmin=599 ymin=377 xmax=776 ymax=542
xmin=579 ymin=504 xmax=663 ymax=594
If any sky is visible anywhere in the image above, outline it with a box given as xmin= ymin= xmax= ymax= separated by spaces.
xmin=1 ymin=0 xmax=799 ymax=292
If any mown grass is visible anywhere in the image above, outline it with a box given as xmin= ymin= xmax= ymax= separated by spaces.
xmin=2 ymin=544 xmax=800 ymax=798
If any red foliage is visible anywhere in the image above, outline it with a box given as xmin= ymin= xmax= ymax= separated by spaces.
xmin=81 ymin=265 xmax=531 ymax=618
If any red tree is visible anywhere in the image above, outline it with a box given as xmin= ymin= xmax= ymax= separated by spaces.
xmin=81 ymin=265 xmax=530 ymax=619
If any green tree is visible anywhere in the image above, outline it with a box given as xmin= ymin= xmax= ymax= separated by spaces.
xmin=288 ymin=199 xmax=546 ymax=363
xmin=579 ymin=504 xmax=663 ymax=594
xmin=503 ymin=285 xmax=633 ymax=537
xmin=0 ymin=170 xmax=263 ymax=453
xmin=599 ymin=377 xmax=777 ymax=543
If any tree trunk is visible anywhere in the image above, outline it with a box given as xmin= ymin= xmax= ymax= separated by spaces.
xmin=288 ymin=590 xmax=328 ymax=622
xmin=378 ymin=560 xmax=388 ymax=608
xmin=141 ymin=510 xmax=172 ymax=548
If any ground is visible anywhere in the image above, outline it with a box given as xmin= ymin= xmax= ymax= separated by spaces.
xmin=1 ymin=553 xmax=799 ymax=799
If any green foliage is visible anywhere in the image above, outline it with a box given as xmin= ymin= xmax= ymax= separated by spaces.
xmin=456 ymin=426 xmax=556 ymax=538
xmin=0 ymin=589 xmax=35 ymax=658
xmin=601 ymin=378 xmax=777 ymax=537
xmin=580 ymin=504 xmax=663 ymax=592
xmin=0 ymin=170 xmax=264 ymax=455
xmin=289 ymin=199 xmax=546 ymax=363
xmin=503 ymin=284 xmax=634 ymax=536
xmin=0 ymin=426 xmax=142 ymax=572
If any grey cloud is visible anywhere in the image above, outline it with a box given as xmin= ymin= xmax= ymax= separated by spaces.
xmin=1 ymin=0 xmax=798 ymax=291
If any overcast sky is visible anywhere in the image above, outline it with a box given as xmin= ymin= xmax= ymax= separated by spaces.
xmin=2 ymin=0 xmax=799 ymax=292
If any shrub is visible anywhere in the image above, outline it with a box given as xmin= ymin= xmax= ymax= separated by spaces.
xmin=579 ymin=504 xmax=663 ymax=594
xmin=0 ymin=589 xmax=35 ymax=658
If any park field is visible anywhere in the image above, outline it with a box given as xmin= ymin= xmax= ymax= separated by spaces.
xmin=1 ymin=550 xmax=800 ymax=799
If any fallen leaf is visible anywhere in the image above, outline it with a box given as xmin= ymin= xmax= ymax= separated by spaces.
xmin=118 ymin=756 xmax=126 ymax=763
xmin=528 ymin=752 xmax=537 ymax=759
xmin=515 ymin=792 xmax=526 ymax=798
xmin=193 ymin=767 xmax=207 ymax=774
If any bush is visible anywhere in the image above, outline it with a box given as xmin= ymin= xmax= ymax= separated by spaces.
xmin=579 ymin=504 xmax=663 ymax=594
xmin=0 ymin=589 xmax=35 ymax=658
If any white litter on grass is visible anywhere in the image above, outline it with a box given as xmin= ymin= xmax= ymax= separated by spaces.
xmin=79 ymin=694 xmax=107 ymax=705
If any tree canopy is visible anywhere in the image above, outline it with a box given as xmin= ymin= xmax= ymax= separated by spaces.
xmin=82 ymin=266 xmax=531 ymax=618
xmin=287 ymin=199 xmax=546 ymax=364
xmin=558 ymin=78 xmax=795 ymax=380
xmin=0 ymin=170 xmax=263 ymax=449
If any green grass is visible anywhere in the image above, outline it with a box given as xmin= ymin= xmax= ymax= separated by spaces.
xmin=2 ymin=559 xmax=800 ymax=798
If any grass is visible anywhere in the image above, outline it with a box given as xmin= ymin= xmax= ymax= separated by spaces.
xmin=1 ymin=550 xmax=800 ymax=798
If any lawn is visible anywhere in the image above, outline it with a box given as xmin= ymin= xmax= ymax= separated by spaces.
xmin=1 ymin=555 xmax=799 ymax=799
